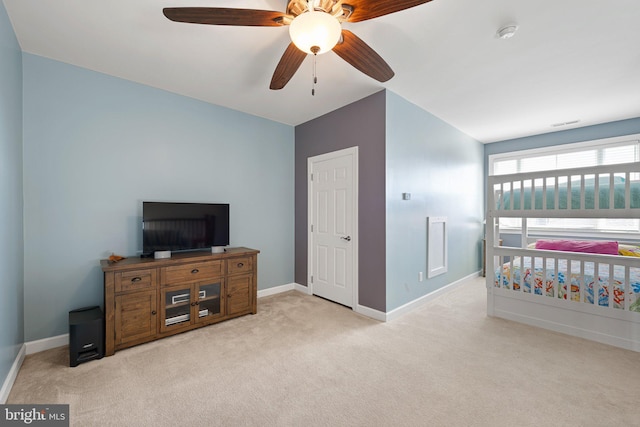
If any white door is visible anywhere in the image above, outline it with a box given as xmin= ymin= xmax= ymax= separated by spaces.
xmin=308 ymin=147 xmax=358 ymax=308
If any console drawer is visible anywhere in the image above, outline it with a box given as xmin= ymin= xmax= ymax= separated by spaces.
xmin=227 ymin=257 xmax=253 ymax=275
xmin=115 ymin=269 xmax=156 ymax=293
xmin=161 ymin=261 xmax=223 ymax=286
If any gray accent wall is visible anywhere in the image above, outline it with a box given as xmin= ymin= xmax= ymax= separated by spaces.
xmin=295 ymin=91 xmax=387 ymax=312
xmin=385 ymin=92 xmax=484 ymax=311
xmin=22 ymin=54 xmax=295 ymax=342
xmin=0 ymin=2 xmax=24 ymax=394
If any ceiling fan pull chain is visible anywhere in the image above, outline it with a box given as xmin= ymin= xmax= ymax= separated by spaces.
xmin=312 ymin=52 xmax=317 ymax=96
xmin=310 ymin=45 xmax=320 ymax=96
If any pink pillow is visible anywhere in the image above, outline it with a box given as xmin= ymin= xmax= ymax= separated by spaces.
xmin=534 ymin=239 xmax=618 ymax=255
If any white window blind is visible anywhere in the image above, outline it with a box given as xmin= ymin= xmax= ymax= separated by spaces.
xmin=489 ymin=134 xmax=640 ymax=236
xmin=491 ymin=138 xmax=639 ymax=176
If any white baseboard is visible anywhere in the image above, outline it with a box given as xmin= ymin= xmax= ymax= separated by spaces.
xmin=294 ymin=283 xmax=312 ymax=295
xmin=257 ymin=283 xmax=313 ymax=298
xmin=1 ymin=336 xmax=68 ymax=402
xmin=257 ymin=283 xmax=295 ymax=298
xmin=25 ymin=334 xmax=68 ymax=355
xmin=355 ymin=304 xmax=386 ymax=321
xmin=287 ymin=274 xmax=480 ymax=323
xmin=0 ymin=344 xmax=26 ymax=404
xmin=386 ymin=271 xmax=481 ymax=322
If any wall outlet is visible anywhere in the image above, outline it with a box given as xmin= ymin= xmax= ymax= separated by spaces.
xmin=419 ymin=272 xmax=423 ymax=282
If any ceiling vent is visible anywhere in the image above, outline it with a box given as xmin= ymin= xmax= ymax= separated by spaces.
xmin=551 ymin=120 xmax=581 ymax=128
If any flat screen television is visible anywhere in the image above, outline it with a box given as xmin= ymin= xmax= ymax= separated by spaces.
xmin=142 ymin=202 xmax=230 ymax=254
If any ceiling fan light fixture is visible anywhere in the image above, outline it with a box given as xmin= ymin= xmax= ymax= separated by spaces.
xmin=289 ymin=10 xmax=342 ymax=55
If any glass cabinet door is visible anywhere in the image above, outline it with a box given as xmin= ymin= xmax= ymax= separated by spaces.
xmin=162 ymin=286 xmax=192 ymax=330
xmin=195 ymin=281 xmax=224 ymax=323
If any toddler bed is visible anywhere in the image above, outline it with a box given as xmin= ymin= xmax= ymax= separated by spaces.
xmin=486 ymin=162 xmax=640 ymax=351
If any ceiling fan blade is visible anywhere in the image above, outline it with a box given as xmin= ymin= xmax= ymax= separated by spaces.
xmin=332 ymin=30 xmax=394 ymax=82
xmin=343 ymin=0 xmax=433 ymax=23
xmin=270 ymin=43 xmax=308 ymax=90
xmin=163 ymin=7 xmax=287 ymax=26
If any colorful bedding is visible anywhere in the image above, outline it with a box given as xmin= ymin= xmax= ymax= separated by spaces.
xmin=619 ymin=244 xmax=640 ymax=257
xmin=494 ymin=257 xmax=640 ymax=312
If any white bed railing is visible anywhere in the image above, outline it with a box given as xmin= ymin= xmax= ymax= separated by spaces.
xmin=485 ymin=163 xmax=640 ymax=351
xmin=492 ymin=247 xmax=639 ymax=314
xmin=487 ymin=162 xmax=640 ymax=219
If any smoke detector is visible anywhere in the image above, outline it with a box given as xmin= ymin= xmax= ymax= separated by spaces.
xmin=496 ymin=24 xmax=518 ymax=39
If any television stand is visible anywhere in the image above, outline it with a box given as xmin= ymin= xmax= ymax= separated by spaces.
xmin=101 ymin=247 xmax=259 ymax=356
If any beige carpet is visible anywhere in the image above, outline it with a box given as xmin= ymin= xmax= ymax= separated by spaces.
xmin=8 ymin=277 xmax=640 ymax=426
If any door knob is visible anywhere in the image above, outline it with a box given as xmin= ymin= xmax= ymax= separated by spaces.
xmin=341 ymin=236 xmax=351 ymax=241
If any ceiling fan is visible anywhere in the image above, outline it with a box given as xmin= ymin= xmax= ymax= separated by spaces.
xmin=163 ymin=0 xmax=433 ymax=91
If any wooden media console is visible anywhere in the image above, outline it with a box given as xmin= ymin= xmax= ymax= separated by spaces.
xmin=101 ymin=247 xmax=259 ymax=356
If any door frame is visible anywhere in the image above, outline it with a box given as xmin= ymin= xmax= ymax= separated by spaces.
xmin=307 ymin=146 xmax=359 ymax=309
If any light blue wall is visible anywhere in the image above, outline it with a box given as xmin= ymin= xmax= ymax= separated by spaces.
xmin=484 ymin=118 xmax=640 ymax=175
xmin=0 ymin=2 xmax=24 ymax=392
xmin=22 ymin=54 xmax=294 ymax=342
xmin=385 ymin=91 xmax=484 ymax=311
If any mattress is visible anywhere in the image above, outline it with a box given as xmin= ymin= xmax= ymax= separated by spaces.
xmin=494 ymin=257 xmax=640 ymax=312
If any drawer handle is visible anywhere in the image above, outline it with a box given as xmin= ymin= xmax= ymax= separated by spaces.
xmin=191 ymin=269 xmax=199 ymax=274
xmin=131 ymin=277 xmax=142 ymax=283
xmin=237 ymin=263 xmax=244 ymax=268
xmin=151 ymin=310 xmax=157 ymax=315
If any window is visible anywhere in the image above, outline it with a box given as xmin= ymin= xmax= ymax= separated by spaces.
xmin=489 ymin=134 xmax=640 ymax=236
xmin=490 ymin=137 xmax=639 ymax=176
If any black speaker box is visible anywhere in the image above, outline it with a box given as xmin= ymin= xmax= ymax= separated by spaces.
xmin=69 ymin=306 xmax=104 ymax=367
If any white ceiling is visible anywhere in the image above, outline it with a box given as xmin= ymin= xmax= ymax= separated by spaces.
xmin=4 ymin=0 xmax=640 ymax=143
